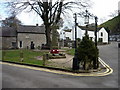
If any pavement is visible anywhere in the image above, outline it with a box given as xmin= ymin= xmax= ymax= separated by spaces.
xmin=34 ymin=48 xmax=113 ymax=76
xmin=47 ymin=54 xmax=73 ymax=69
xmin=1 ymin=58 xmax=113 ymax=77
xmin=41 ymin=48 xmax=113 ymax=76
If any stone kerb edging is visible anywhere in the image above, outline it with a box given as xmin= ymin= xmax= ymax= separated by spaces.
xmin=1 ymin=57 xmax=113 ymax=77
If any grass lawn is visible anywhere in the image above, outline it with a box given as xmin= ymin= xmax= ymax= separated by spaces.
xmin=2 ymin=49 xmax=48 ymax=66
xmin=61 ymin=48 xmax=75 ymax=56
xmin=65 ymin=48 xmax=75 ymax=56
xmin=1 ymin=49 xmax=75 ymax=70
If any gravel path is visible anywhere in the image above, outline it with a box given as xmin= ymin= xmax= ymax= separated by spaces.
xmin=47 ymin=54 xmax=74 ymax=69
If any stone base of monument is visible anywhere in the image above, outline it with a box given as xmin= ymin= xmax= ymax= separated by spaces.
xmin=49 ymin=53 xmax=66 ymax=59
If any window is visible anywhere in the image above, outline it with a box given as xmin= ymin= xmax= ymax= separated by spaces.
xmin=12 ymin=42 xmax=16 ymax=49
xmin=101 ymin=32 xmax=103 ymax=36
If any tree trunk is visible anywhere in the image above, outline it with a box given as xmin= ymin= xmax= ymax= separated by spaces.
xmin=45 ymin=24 xmax=51 ymax=50
xmin=43 ymin=2 xmax=52 ymax=50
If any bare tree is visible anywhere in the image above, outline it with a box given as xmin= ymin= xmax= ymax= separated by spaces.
xmin=5 ymin=0 xmax=90 ymax=49
xmin=109 ymin=10 xmax=118 ymax=18
xmin=1 ymin=15 xmax=22 ymax=27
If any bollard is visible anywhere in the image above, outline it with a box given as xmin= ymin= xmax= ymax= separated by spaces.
xmin=43 ymin=54 xmax=46 ymax=66
xmin=20 ymin=51 xmax=24 ymax=62
xmin=2 ymin=51 xmax=6 ymax=60
xmin=46 ymin=54 xmax=49 ymax=60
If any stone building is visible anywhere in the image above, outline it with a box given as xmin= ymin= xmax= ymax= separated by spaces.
xmin=17 ymin=25 xmax=46 ymax=49
xmin=0 ymin=27 xmax=17 ymax=49
xmin=0 ymin=25 xmax=46 ymax=49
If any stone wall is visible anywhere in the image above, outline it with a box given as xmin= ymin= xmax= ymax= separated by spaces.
xmin=17 ymin=33 xmax=46 ymax=49
xmin=1 ymin=37 xmax=16 ymax=49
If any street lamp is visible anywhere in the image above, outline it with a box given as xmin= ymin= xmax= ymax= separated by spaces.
xmin=94 ymin=16 xmax=98 ymax=47
xmin=94 ymin=16 xmax=99 ymax=69
xmin=84 ymin=10 xmax=89 ymax=24
xmin=84 ymin=10 xmax=89 ymax=34
xmin=72 ymin=13 xmax=79 ymax=70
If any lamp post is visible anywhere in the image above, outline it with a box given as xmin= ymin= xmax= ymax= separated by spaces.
xmin=84 ymin=10 xmax=89 ymax=34
xmin=94 ymin=16 xmax=99 ymax=69
xmin=72 ymin=13 xmax=79 ymax=70
xmin=95 ymin=16 xmax=98 ymax=47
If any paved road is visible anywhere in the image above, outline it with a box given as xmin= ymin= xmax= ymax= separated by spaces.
xmin=98 ymin=42 xmax=119 ymax=88
xmin=2 ymin=42 xmax=119 ymax=88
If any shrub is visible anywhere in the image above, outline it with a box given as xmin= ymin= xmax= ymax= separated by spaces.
xmin=77 ymin=34 xmax=99 ymax=70
xmin=52 ymin=46 xmax=59 ymax=49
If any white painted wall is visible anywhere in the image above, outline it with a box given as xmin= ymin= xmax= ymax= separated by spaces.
xmin=80 ymin=27 xmax=108 ymax=43
xmin=98 ymin=28 xmax=108 ymax=43
xmin=80 ymin=30 xmax=95 ymax=41
xmin=72 ymin=27 xmax=82 ymax=40
xmin=60 ymin=27 xmax=108 ymax=43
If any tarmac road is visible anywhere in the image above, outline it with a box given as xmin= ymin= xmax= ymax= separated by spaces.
xmin=98 ymin=42 xmax=118 ymax=87
xmin=1 ymin=42 xmax=119 ymax=88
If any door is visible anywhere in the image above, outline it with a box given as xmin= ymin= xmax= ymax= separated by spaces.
xmin=19 ymin=41 xmax=22 ymax=48
xmin=98 ymin=38 xmax=103 ymax=43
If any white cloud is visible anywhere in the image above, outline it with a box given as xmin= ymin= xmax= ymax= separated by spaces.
xmin=16 ymin=10 xmax=43 ymax=25
xmin=1 ymin=0 xmax=120 ymax=25
xmin=90 ymin=0 xmax=120 ymax=24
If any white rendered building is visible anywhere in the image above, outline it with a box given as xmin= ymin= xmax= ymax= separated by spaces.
xmin=62 ymin=26 xmax=108 ymax=44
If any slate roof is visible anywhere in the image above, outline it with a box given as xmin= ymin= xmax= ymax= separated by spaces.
xmin=17 ymin=25 xmax=45 ymax=34
xmin=0 ymin=25 xmax=45 ymax=37
xmin=78 ymin=25 xmax=102 ymax=31
xmin=0 ymin=27 xmax=17 ymax=37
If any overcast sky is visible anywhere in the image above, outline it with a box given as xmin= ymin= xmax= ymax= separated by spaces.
xmin=90 ymin=0 xmax=119 ymax=23
xmin=0 ymin=0 xmax=120 ymax=26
